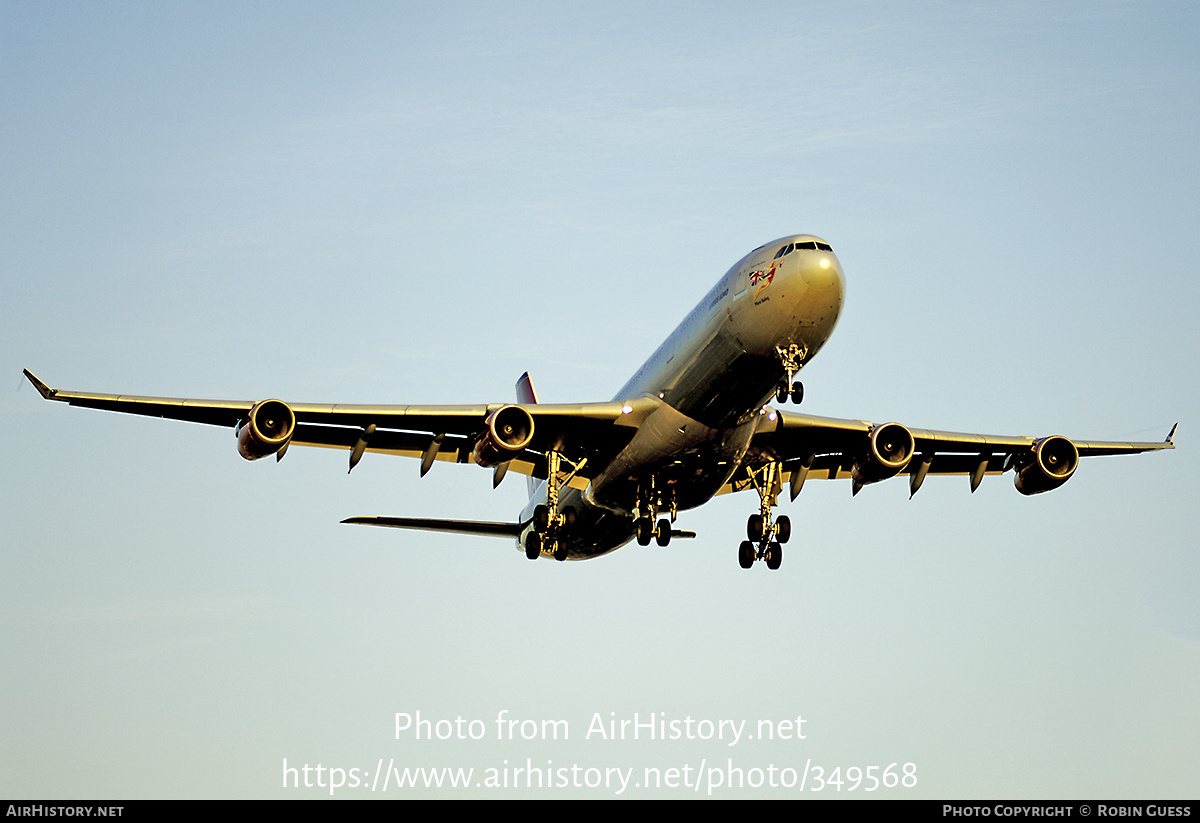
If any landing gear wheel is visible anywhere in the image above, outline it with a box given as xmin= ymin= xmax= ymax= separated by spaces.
xmin=636 ymin=518 xmax=653 ymax=546
xmin=790 ymin=381 xmax=804 ymax=405
xmin=738 ymin=540 xmax=755 ymax=569
xmin=534 ymin=505 xmax=550 ymax=532
xmin=525 ymin=534 xmax=541 ymax=560
xmin=775 ymin=515 xmax=791 ymax=544
xmin=747 ymin=513 xmax=766 ymax=542
xmin=563 ymin=507 xmax=577 ymax=528
xmin=553 ymin=543 xmax=568 ymax=562
xmin=655 ymin=518 xmax=672 ymax=547
xmin=765 ymin=542 xmax=783 ymax=570
xmin=776 ymin=381 xmax=790 ymax=403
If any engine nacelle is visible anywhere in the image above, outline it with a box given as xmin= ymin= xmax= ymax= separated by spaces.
xmin=236 ymin=399 xmax=296 ymax=460
xmin=472 ymin=405 xmax=535 ymax=467
xmin=1014 ymin=435 xmax=1078 ymax=495
xmin=851 ymin=422 xmax=916 ymax=486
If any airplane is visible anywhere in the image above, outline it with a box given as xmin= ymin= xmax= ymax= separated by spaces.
xmin=23 ymin=234 xmax=1176 ymax=570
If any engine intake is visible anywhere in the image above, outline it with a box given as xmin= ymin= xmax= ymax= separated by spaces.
xmin=237 ymin=399 xmax=296 ymax=460
xmin=852 ymin=422 xmax=915 ymax=486
xmin=472 ymin=405 xmax=535 ymax=467
xmin=1014 ymin=435 xmax=1078 ymax=495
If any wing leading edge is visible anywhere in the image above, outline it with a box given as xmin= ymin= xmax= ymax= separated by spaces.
xmin=21 ymin=369 xmax=659 ymax=486
xmin=731 ymin=408 xmax=1175 ymax=498
xmin=23 ymin=369 xmax=1175 ymax=503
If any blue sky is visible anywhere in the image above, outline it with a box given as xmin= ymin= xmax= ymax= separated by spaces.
xmin=2 ymin=1 xmax=1197 ymax=798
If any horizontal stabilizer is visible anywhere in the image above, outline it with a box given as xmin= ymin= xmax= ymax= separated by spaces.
xmin=341 ymin=515 xmax=524 ymax=538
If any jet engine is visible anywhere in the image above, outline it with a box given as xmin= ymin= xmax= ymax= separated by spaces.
xmin=851 ymin=422 xmax=916 ymax=485
xmin=1014 ymin=435 xmax=1078 ymax=495
xmin=471 ymin=405 xmax=535 ymax=467
xmin=236 ymin=399 xmax=296 ymax=460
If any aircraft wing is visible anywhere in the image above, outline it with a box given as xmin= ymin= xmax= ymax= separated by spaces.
xmin=22 ymin=369 xmax=657 ymax=487
xmin=728 ymin=408 xmax=1176 ymax=497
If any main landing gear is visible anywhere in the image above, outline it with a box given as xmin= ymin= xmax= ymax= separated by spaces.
xmin=634 ymin=475 xmax=676 ymax=548
xmin=775 ymin=343 xmax=807 ymax=405
xmin=525 ymin=450 xmax=587 ymax=562
xmin=738 ymin=461 xmax=790 ymax=571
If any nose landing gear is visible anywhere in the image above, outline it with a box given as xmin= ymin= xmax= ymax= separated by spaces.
xmin=775 ymin=343 xmax=806 ymax=405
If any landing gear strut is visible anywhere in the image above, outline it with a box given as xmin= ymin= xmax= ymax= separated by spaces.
xmin=526 ymin=450 xmax=587 ymax=562
xmin=775 ymin=343 xmax=807 ymax=404
xmin=739 ymin=461 xmax=791 ymax=570
xmin=634 ymin=475 xmax=676 ymax=547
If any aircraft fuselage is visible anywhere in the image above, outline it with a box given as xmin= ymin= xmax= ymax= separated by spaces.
xmin=520 ymin=235 xmax=845 ymax=559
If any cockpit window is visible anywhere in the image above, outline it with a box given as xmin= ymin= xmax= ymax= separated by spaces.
xmin=775 ymin=239 xmax=834 ymax=259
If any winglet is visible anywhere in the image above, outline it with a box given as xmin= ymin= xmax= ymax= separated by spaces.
xmin=1166 ymin=422 xmax=1178 ymax=444
xmin=22 ymin=369 xmax=56 ymax=399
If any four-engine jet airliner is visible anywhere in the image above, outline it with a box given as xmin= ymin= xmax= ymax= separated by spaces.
xmin=24 ymin=234 xmax=1175 ymax=569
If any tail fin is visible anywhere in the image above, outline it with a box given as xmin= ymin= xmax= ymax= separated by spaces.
xmin=516 ymin=371 xmax=539 ymax=405
xmin=516 ymin=372 xmax=539 ymax=496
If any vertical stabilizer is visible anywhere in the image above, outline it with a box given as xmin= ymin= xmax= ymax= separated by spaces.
xmin=516 ymin=372 xmax=539 ymax=496
xmin=516 ymin=371 xmax=539 ymax=405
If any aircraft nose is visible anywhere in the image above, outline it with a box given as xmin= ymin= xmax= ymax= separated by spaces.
xmin=793 ymin=252 xmax=845 ymax=342
xmin=801 ymin=253 xmax=844 ymax=292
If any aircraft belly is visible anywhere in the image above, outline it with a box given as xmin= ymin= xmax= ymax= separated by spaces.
xmin=668 ymin=347 xmax=779 ymax=429
xmin=558 ymin=505 xmax=634 ymax=560
xmin=584 ymin=403 xmax=756 ymax=516
xmin=517 ymin=486 xmax=635 ymax=560
xmin=514 ymin=409 xmax=755 ymax=561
